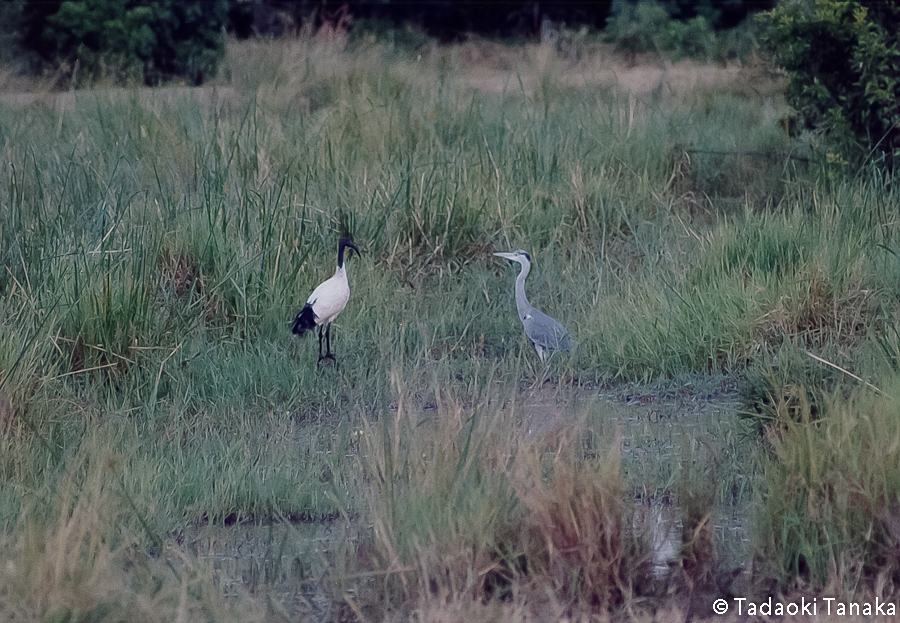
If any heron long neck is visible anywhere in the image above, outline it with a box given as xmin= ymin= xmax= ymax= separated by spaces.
xmin=514 ymin=261 xmax=531 ymax=316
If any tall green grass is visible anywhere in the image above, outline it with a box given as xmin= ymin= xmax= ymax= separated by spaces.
xmin=349 ymin=367 xmax=643 ymax=614
xmin=0 ymin=433 xmax=267 ymax=622
xmin=755 ymin=377 xmax=900 ymax=589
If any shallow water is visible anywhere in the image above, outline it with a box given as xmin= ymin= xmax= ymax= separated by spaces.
xmin=518 ymin=382 xmax=751 ymax=578
xmin=193 ymin=383 xmax=752 ymax=616
xmin=190 ymin=522 xmax=339 ymax=619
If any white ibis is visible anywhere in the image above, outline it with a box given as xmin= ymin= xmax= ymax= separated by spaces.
xmin=292 ymin=238 xmax=360 ymax=362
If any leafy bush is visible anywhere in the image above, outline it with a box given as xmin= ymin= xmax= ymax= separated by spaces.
xmin=605 ymin=1 xmax=755 ymax=61
xmin=657 ymin=15 xmax=717 ymax=59
xmin=0 ymin=0 xmax=25 ymax=65
xmin=23 ymin=0 xmax=227 ymax=86
xmin=761 ymin=0 xmax=900 ymax=167
xmin=605 ymin=2 xmax=673 ymax=55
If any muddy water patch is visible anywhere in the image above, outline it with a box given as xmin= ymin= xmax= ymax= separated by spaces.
xmin=517 ymin=382 xmax=752 ymax=578
xmin=192 ymin=383 xmax=754 ymax=616
xmin=612 ymin=391 xmax=752 ymax=580
xmin=189 ymin=522 xmax=342 ymax=619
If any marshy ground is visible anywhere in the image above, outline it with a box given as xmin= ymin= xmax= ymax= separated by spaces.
xmin=189 ymin=382 xmax=750 ymax=620
xmin=2 ymin=32 xmax=900 ymax=622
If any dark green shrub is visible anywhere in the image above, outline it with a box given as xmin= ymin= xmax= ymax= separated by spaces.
xmin=25 ymin=0 xmax=227 ymax=86
xmin=605 ymin=2 xmax=672 ymax=56
xmin=0 ymin=0 xmax=25 ymax=65
xmin=605 ymin=1 xmax=758 ymax=61
xmin=761 ymin=0 xmax=900 ymax=167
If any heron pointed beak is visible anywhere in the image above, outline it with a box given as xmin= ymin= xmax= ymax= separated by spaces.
xmin=493 ymin=252 xmax=516 ymax=260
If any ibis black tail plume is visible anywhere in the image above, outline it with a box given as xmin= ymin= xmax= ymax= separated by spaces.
xmin=292 ymin=303 xmax=316 ymax=336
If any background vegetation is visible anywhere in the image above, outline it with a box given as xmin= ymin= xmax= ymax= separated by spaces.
xmin=2 ymin=0 xmax=773 ymax=86
xmin=7 ymin=0 xmax=896 ymax=172
xmin=761 ymin=0 xmax=900 ymax=168
xmin=2 ymin=5 xmax=900 ymax=621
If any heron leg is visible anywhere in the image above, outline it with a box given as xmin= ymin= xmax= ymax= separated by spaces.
xmin=317 ymin=325 xmax=325 ymax=361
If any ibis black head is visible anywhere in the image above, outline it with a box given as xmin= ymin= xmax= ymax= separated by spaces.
xmin=337 ymin=238 xmax=360 ymax=267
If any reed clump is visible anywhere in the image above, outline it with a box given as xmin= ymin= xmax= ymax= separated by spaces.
xmin=0 ymin=438 xmax=264 ymax=622
xmin=755 ymin=377 xmax=900 ymax=595
xmin=513 ymin=429 xmax=634 ymax=609
xmin=354 ymin=373 xmax=646 ymax=616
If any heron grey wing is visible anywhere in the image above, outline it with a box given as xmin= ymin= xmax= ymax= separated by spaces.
xmin=522 ymin=307 xmax=573 ymax=353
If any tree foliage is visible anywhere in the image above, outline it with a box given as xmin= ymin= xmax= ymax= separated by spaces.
xmin=0 ymin=0 xmax=26 ymax=64
xmin=20 ymin=0 xmax=227 ymax=86
xmin=225 ymin=0 xmax=614 ymax=39
xmin=226 ymin=0 xmax=770 ymax=40
xmin=606 ymin=2 xmax=719 ymax=59
xmin=762 ymin=0 xmax=900 ymax=167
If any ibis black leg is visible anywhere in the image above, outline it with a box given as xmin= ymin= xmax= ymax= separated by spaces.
xmin=316 ymin=324 xmax=336 ymax=366
xmin=324 ymin=324 xmax=335 ymax=360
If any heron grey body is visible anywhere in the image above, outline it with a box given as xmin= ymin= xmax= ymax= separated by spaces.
xmin=494 ymin=250 xmax=575 ymax=362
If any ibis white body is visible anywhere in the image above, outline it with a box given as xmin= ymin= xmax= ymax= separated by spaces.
xmin=305 ymin=265 xmax=350 ymax=327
